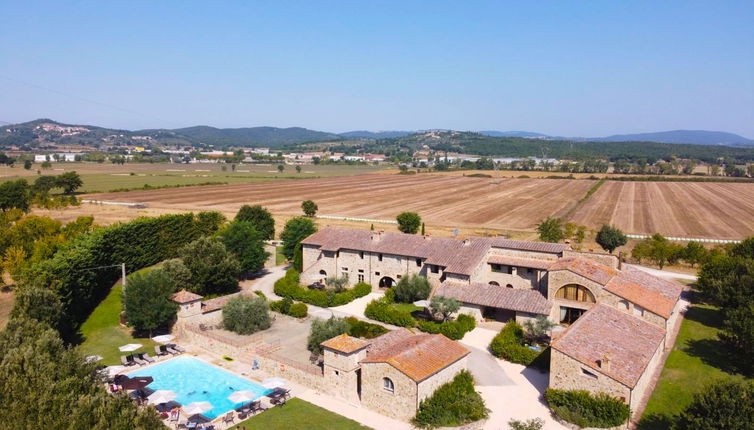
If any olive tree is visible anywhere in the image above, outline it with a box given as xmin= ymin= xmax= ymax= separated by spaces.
xmin=301 ymin=200 xmax=318 ymax=217
xmin=222 ymin=295 xmax=271 ymax=335
xmin=307 ymin=316 xmax=350 ymax=355
xmin=396 ymin=212 xmax=422 ymax=234
xmin=394 ymin=273 xmax=431 ymax=303
xmin=429 ymin=296 xmax=460 ymax=321
xmin=595 ymin=224 xmax=627 ymax=254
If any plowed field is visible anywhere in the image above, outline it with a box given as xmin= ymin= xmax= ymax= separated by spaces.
xmin=569 ymin=181 xmax=754 ymax=239
xmin=87 ymin=174 xmax=593 ymax=232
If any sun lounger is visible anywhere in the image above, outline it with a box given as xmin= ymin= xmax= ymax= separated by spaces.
xmin=168 ymin=343 xmax=186 ymax=353
xmin=120 ymin=355 xmax=132 ymax=366
xmin=132 ymin=354 xmax=147 ymax=366
xmin=139 ymin=352 xmax=156 ymax=363
xmin=166 ymin=345 xmax=181 ymax=355
xmin=154 ymin=345 xmax=168 ymax=356
xmin=249 ymin=400 xmax=265 ymax=414
xmin=221 ymin=411 xmax=234 ymax=424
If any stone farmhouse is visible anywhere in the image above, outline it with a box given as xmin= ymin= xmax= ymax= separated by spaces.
xmin=301 ymin=227 xmax=685 ymax=416
xmin=321 ymin=329 xmax=469 ymax=420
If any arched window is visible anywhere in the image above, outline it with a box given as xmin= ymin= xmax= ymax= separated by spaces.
xmin=489 ymin=281 xmax=500 ymax=286
xmin=555 ymin=284 xmax=596 ymax=303
xmin=319 ymin=270 xmax=327 ymax=276
xmin=506 ymin=284 xmax=513 ymax=288
xmin=383 ymin=377 xmax=394 ymax=393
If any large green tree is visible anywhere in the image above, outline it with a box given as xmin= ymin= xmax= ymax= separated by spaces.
xmin=307 ymin=316 xmax=350 ymax=355
xmin=536 ymin=217 xmax=564 ymax=243
xmin=396 ymin=212 xmax=422 ymax=234
xmin=630 ymin=233 xmax=683 ymax=269
xmin=179 ymin=237 xmax=241 ymax=296
xmin=222 ymin=295 xmax=271 ymax=335
xmin=0 ymin=179 xmax=31 ymax=212
xmin=676 ymin=380 xmax=754 ymax=430
xmin=301 ymin=200 xmax=318 ymax=217
xmin=122 ymin=269 xmax=179 ymax=336
xmin=595 ymin=224 xmax=627 ymax=254
xmin=55 ymin=171 xmax=83 ymax=195
xmin=235 ymin=205 xmax=275 ymax=240
xmin=394 ymin=273 xmax=431 ymax=303
xmin=280 ymin=217 xmax=317 ymax=261
xmin=218 ymin=220 xmax=269 ymax=275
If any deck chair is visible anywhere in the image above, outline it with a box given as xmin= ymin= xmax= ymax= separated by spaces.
xmin=120 ymin=355 xmax=132 ymax=366
xmin=166 ymin=345 xmax=181 ymax=355
xmin=132 ymin=354 xmax=147 ymax=366
xmin=168 ymin=343 xmax=186 ymax=353
xmin=139 ymin=352 xmax=156 ymax=363
xmin=221 ymin=411 xmax=234 ymax=424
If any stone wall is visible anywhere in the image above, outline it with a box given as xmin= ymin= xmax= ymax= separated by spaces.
xmin=361 ymin=362 xmax=419 ymax=421
xmin=627 ymin=337 xmax=665 ymax=414
xmin=416 ymin=357 xmax=468 ymax=404
xmin=549 ymin=349 xmax=631 ymax=402
xmin=599 ymin=290 xmax=667 ymax=329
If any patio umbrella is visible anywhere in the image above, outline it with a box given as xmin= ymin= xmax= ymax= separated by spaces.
xmin=183 ymin=401 xmax=213 ymax=415
xmin=262 ymin=377 xmax=287 ymax=389
xmin=151 ymin=334 xmax=175 ymax=344
xmin=148 ymin=390 xmax=177 ymax=405
xmin=118 ymin=343 xmax=142 ymax=352
xmin=121 ymin=376 xmax=154 ymax=391
xmin=106 ymin=365 xmax=126 ymax=377
xmin=84 ymin=354 xmax=103 ymax=363
xmin=228 ymin=390 xmax=256 ymax=404
xmin=413 ymin=300 xmax=430 ymax=308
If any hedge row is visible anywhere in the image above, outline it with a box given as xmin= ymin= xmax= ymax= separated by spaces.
xmin=545 ymin=388 xmax=630 ymax=428
xmin=273 ymin=269 xmax=372 ymax=307
xmin=269 ymin=297 xmax=308 ymax=318
xmin=22 ymin=212 xmax=224 ymax=333
xmin=416 ymin=314 xmax=476 ymax=340
xmin=413 ymin=370 xmax=489 ymax=428
xmin=489 ymin=320 xmax=542 ymax=365
xmin=364 ymin=298 xmax=416 ymax=327
xmin=345 ymin=316 xmax=388 ymax=339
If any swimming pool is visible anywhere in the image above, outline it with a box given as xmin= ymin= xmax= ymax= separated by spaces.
xmin=129 ymin=356 xmax=270 ymax=419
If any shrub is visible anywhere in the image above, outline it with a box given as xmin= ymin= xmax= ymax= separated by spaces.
xmin=394 ymin=274 xmax=431 ymax=303
xmin=364 ymin=299 xmax=416 ymax=327
xmin=346 ymin=316 xmax=388 ymax=339
xmin=413 ymin=370 xmax=489 ymax=428
xmin=288 ymin=302 xmax=308 ymax=318
xmin=222 ymin=295 xmax=271 ymax=335
xmin=416 ymin=314 xmax=476 ymax=340
xmin=274 ymin=269 xmax=371 ymax=307
xmin=489 ymin=321 xmax=541 ymax=365
xmin=254 ymin=290 xmax=267 ymax=299
xmin=308 ymin=316 xmax=350 ymax=355
xmin=270 ymin=297 xmax=308 ymax=318
xmin=508 ymin=418 xmax=544 ymax=430
xmin=544 ymin=388 xmax=630 ymax=428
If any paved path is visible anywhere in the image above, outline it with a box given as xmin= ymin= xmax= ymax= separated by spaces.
xmin=626 ymin=263 xmax=697 ymax=281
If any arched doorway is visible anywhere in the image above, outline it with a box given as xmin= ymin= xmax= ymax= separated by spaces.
xmin=555 ymin=284 xmax=595 ymax=324
xmin=379 ymin=276 xmax=395 ymax=289
xmin=489 ymin=281 xmax=500 ymax=286
xmin=319 ymin=270 xmax=327 ymax=277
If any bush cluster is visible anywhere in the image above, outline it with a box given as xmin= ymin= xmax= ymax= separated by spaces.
xmin=345 ymin=316 xmax=388 ymax=339
xmin=222 ymin=295 xmax=271 ymax=335
xmin=489 ymin=320 xmax=542 ymax=365
xmin=416 ymin=314 xmax=476 ymax=340
xmin=274 ymin=269 xmax=372 ymax=307
xmin=544 ymin=388 xmax=630 ymax=428
xmin=413 ymin=370 xmax=489 ymax=428
xmin=364 ymin=298 xmax=417 ymax=327
xmin=269 ymin=297 xmax=308 ymax=318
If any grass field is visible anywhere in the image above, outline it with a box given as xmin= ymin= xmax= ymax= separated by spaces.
xmin=638 ymin=303 xmax=747 ymax=429
xmin=276 ymin=246 xmax=286 ymax=265
xmin=0 ymin=162 xmax=384 ymax=193
xmin=228 ymin=398 xmax=371 ymax=430
xmin=78 ymin=282 xmax=159 ymax=365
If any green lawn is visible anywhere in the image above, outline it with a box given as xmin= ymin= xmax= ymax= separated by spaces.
xmin=638 ymin=304 xmax=747 ymax=429
xmin=390 ymin=303 xmax=423 ymax=314
xmin=276 ymin=246 xmax=287 ymax=265
xmin=229 ymin=398 xmax=371 ymax=430
xmin=78 ymin=282 xmax=159 ymax=365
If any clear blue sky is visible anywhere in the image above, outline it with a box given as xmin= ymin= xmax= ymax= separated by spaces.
xmin=1 ymin=1 xmax=752 ymax=137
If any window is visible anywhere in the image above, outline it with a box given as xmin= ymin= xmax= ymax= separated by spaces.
xmin=359 ymin=251 xmax=364 ymax=259
xmin=416 ymin=258 xmax=422 ymax=267
xmin=633 ymin=305 xmax=645 ymax=317
xmin=358 ymin=269 xmax=364 ymax=273
xmin=378 ymin=254 xmax=383 ymax=262
xmin=383 ymin=377 xmax=394 ymax=393
xmin=319 ymin=270 xmax=327 ymax=276
xmin=489 ymin=281 xmax=500 ymax=286
xmin=491 ymin=264 xmax=502 ymax=273
xmin=336 ymin=251 xmax=340 ymax=258
xmin=430 ymin=265 xmax=439 ymax=274
xmin=507 ymin=266 xmax=514 ymax=275
xmin=619 ymin=299 xmax=629 ymax=310
xmin=555 ymin=285 xmax=596 ymax=303
xmin=505 ymin=284 xmax=513 ymax=288
xmin=527 ymin=268 xmax=533 ymax=274
xmin=342 ymin=267 xmax=348 ymax=272
xmin=375 ymin=272 xmax=380 ymax=276
xmin=581 ymin=368 xmax=598 ymax=379
xmin=358 ymin=274 xmax=364 ymax=283
xmin=397 ymin=274 xmax=402 ymax=279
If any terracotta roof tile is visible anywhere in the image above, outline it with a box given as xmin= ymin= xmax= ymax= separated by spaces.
xmin=435 ymin=281 xmax=552 ymax=315
xmin=361 ymin=332 xmax=470 ymax=382
xmin=321 ymin=334 xmax=370 ymax=354
xmin=549 ymin=257 xmax=618 ymax=285
xmin=301 ymin=227 xmax=564 ymax=276
xmin=170 ymin=290 xmax=203 ymax=303
xmin=605 ymin=267 xmax=684 ymax=319
xmin=551 ymin=305 xmax=665 ymax=388
xmin=201 ymin=292 xmax=242 ymax=313
xmin=486 ymin=255 xmax=555 ymax=270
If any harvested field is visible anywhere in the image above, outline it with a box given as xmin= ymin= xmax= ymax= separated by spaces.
xmin=87 ymin=174 xmax=593 ymax=232
xmin=570 ymin=181 xmax=754 ymax=239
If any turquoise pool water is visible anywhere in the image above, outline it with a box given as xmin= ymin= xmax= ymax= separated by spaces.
xmin=129 ymin=356 xmax=270 ymax=419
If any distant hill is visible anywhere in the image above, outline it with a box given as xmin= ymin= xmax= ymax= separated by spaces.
xmin=164 ymin=125 xmax=341 ymax=147
xmin=591 ymin=130 xmax=754 ymax=146
xmin=339 ymin=130 xmax=413 ymax=139
xmin=478 ymin=130 xmax=550 ymax=138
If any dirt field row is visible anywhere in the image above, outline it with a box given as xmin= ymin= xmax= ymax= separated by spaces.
xmin=80 ymin=174 xmax=754 ymax=239
xmin=570 ymin=181 xmax=754 ymax=239
xmin=87 ymin=174 xmax=593 ymax=232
